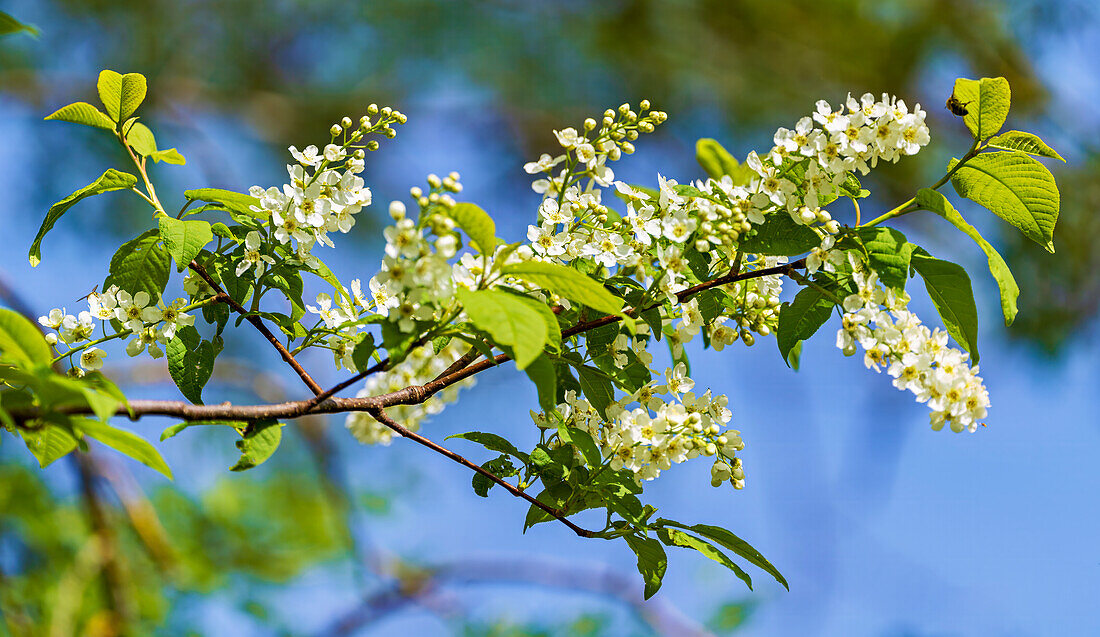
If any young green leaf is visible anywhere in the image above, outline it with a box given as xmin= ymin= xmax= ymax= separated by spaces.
xmin=917 ymin=189 xmax=1019 ymax=326
xmin=695 ymin=138 xmax=740 ymax=179
xmin=456 ymin=288 xmax=548 ymax=370
xmin=231 ymin=419 xmax=283 ymax=471
xmin=0 ymin=309 xmax=53 ymax=367
xmin=160 ymin=420 xmax=242 ymax=441
xmin=952 ymin=76 xmax=1010 ymax=141
xmin=658 ymin=519 xmax=788 ymax=590
xmin=184 ymin=188 xmax=263 ymax=219
xmin=987 ymin=131 xmax=1064 ymax=162
xmin=624 ymin=534 xmax=668 ymax=599
xmin=97 ymin=70 xmax=147 ymax=122
xmin=44 ymin=102 xmax=116 ymax=130
xmin=737 ymin=211 xmax=820 ymax=256
xmin=854 ymin=226 xmax=914 ymax=291
xmin=445 ymin=431 xmax=528 ymax=462
xmin=166 ymin=326 xmax=219 ymax=404
xmin=149 ymin=148 xmax=186 ymax=165
xmin=658 ymin=527 xmax=753 ymax=590
xmin=29 ymin=169 xmax=138 ymax=266
xmin=557 ymin=424 xmax=602 ymax=468
xmin=578 ymin=365 xmax=615 ymax=418
xmin=447 ymin=202 xmax=498 ymax=254
xmin=20 ymin=425 xmax=78 ymax=468
xmin=776 ymin=286 xmax=833 ymax=368
xmin=159 ymin=216 xmax=214 ymax=272
xmin=79 ymin=419 xmax=173 ymax=479
xmin=103 ymin=229 xmax=171 ymax=303
xmin=501 ymin=262 xmax=625 ymax=317
xmin=523 ymin=354 xmax=558 ymax=413
xmin=950 ymin=151 xmax=1059 ymax=252
xmin=124 ymin=120 xmax=158 ymax=156
xmin=910 ymin=251 xmax=980 ymax=362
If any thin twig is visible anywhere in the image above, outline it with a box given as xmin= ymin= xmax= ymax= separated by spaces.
xmin=367 ymin=409 xmax=597 ymax=538
xmin=188 ymin=260 xmax=324 ymax=396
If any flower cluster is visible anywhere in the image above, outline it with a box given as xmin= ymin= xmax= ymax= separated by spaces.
xmin=534 ymin=363 xmax=745 ymax=488
xmin=39 ymin=286 xmax=198 ymax=375
xmin=366 ymin=175 xmax=465 ymax=336
xmin=836 ymin=266 xmax=990 ymax=433
xmin=345 ymin=339 xmax=475 ymax=444
xmin=246 ymin=110 xmax=401 ymax=268
xmin=763 ymin=92 xmax=931 ymax=225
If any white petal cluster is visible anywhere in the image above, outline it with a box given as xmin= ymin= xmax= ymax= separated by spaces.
xmin=344 ymin=339 xmax=475 ymax=445
xmin=247 ymin=142 xmax=374 ymax=267
xmin=39 ymin=286 xmax=198 ymax=374
xmin=536 ymin=364 xmax=745 ymax=489
xmin=762 ymin=92 xmax=931 ymax=227
xmin=836 ymin=268 xmax=990 ymax=433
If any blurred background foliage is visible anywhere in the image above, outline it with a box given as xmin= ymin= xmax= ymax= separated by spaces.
xmin=0 ymin=0 xmax=1096 ymax=635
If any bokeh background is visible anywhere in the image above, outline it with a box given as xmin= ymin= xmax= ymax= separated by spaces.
xmin=2 ymin=1 xmax=1099 ymax=635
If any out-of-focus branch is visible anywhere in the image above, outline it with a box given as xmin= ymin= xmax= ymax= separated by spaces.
xmin=321 ymin=555 xmax=715 ymax=637
xmin=72 ymin=453 xmax=132 ymax=636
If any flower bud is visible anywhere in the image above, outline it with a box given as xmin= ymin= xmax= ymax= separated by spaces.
xmin=330 ymin=124 xmax=342 ymax=137
xmin=389 ymin=200 xmax=406 ymax=220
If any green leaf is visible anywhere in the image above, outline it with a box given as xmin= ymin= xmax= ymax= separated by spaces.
xmin=987 ymin=131 xmax=1064 ymax=162
xmin=97 ymin=70 xmax=147 ymax=122
xmin=737 ymin=211 xmax=820 ymax=256
xmin=445 ymin=431 xmax=528 ymax=462
xmin=30 ymin=169 xmax=138 ymax=266
xmin=166 ymin=326 xmax=219 ymax=404
xmin=456 ymin=289 xmax=548 ymax=370
xmin=231 ymin=419 xmax=283 ymax=471
xmin=160 ymin=420 xmax=242 ymax=441
xmin=447 ymin=202 xmax=498 ymax=254
xmin=123 ymin=120 xmax=158 ymax=156
xmin=350 ymin=334 xmax=377 ymax=372
xmin=854 ymin=226 xmax=914 ymax=291
xmin=696 ymin=138 xmax=740 ymax=179
xmin=523 ymin=354 xmax=558 ymax=413
xmin=103 ymin=228 xmax=171 ymax=303
xmin=44 ymin=102 xmax=115 ymax=130
xmin=910 ymin=251 xmax=980 ymax=362
xmin=471 ymin=455 xmax=517 ymax=497
xmin=511 ymin=294 xmax=562 ymax=353
xmin=950 ymin=151 xmax=1059 ymax=252
xmin=0 ymin=309 xmax=53 ymax=367
xmin=659 ymin=519 xmax=788 ymax=590
xmin=501 ymin=262 xmax=625 ymax=316
xmin=149 ymin=148 xmax=186 ymax=165
xmin=557 ymin=424 xmax=602 ymax=469
xmin=20 ymin=425 xmax=78 ymax=468
xmin=952 ymin=76 xmax=1010 ymax=141
xmin=624 ymin=534 xmax=668 ymax=599
xmin=578 ymin=365 xmax=615 ymax=418
xmin=0 ymin=11 xmax=39 ymax=37
xmin=916 ymin=189 xmax=1019 ymax=326
xmin=776 ymin=286 xmax=832 ymax=368
xmin=159 ymin=216 xmax=214 ymax=272
xmin=658 ymin=528 xmax=753 ymax=590
xmin=184 ymin=188 xmax=264 ymax=219
xmin=79 ymin=419 xmax=173 ymax=479
xmin=784 ymin=340 xmax=803 ymax=370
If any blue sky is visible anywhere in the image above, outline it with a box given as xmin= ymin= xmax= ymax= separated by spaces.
xmin=2 ymin=2 xmax=1099 ymax=635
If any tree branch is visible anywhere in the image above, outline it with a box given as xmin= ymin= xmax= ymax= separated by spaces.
xmin=188 ymin=260 xmax=324 ymax=396
xmin=366 ymin=409 xmax=597 ymax=538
